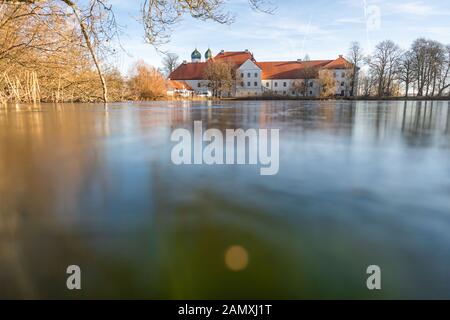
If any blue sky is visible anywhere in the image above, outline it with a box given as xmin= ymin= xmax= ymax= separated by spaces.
xmin=109 ymin=0 xmax=450 ymax=73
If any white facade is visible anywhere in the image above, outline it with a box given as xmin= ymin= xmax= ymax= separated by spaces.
xmin=170 ymin=50 xmax=357 ymax=98
xmin=235 ymin=60 xmax=263 ymax=97
xmin=330 ymin=69 xmax=351 ymax=96
xmin=262 ymin=79 xmax=320 ymax=97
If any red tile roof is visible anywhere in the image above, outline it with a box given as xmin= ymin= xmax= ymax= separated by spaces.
xmin=169 ymin=62 xmax=207 ymax=80
xmin=167 ymin=80 xmax=192 ymax=90
xmin=260 ymin=60 xmax=332 ymax=80
xmin=169 ymin=52 xmax=352 ymax=81
xmin=213 ymin=51 xmax=256 ymax=67
xmin=169 ymin=51 xmax=256 ymax=80
xmin=323 ymin=56 xmax=351 ymax=69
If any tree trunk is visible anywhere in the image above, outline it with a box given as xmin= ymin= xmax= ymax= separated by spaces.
xmin=405 ymin=80 xmax=409 ymax=98
xmin=62 ymin=0 xmax=108 ymax=103
xmin=351 ymin=67 xmax=357 ymax=97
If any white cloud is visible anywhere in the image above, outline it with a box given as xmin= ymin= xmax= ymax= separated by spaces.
xmin=335 ymin=17 xmax=365 ymax=25
xmin=392 ymin=1 xmax=436 ymax=16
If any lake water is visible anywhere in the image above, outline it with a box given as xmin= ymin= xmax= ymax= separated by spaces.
xmin=0 ymin=100 xmax=450 ymax=299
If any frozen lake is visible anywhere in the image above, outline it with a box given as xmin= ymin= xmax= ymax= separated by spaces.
xmin=1 ymin=100 xmax=450 ymax=299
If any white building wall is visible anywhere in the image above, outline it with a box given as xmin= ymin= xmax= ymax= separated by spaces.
xmin=262 ymin=79 xmax=320 ymax=97
xmin=184 ymin=80 xmax=212 ymax=95
xmin=331 ymin=68 xmax=351 ymax=96
xmin=236 ymin=60 xmax=263 ymax=97
xmin=178 ymin=66 xmax=355 ymax=98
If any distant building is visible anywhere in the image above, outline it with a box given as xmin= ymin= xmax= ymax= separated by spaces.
xmin=166 ymin=80 xmax=193 ymax=98
xmin=169 ymin=49 xmax=357 ymax=98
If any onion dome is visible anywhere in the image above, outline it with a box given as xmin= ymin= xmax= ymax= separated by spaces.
xmin=205 ymin=48 xmax=213 ymax=60
xmin=191 ymin=48 xmax=201 ymax=60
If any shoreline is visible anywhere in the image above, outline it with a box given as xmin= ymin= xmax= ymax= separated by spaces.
xmin=227 ymin=96 xmax=450 ymax=102
xmin=3 ymin=97 xmax=450 ymax=105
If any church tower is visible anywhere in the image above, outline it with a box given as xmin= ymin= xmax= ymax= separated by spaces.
xmin=191 ymin=48 xmax=201 ymax=63
xmin=205 ymin=48 xmax=213 ymax=61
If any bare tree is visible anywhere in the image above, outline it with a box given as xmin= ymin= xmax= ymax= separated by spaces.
xmin=2 ymin=0 xmax=275 ymax=102
xmin=347 ymin=41 xmax=363 ymax=97
xmin=398 ymin=51 xmax=415 ymax=97
xmin=366 ymin=40 xmax=402 ymax=97
xmin=162 ymin=52 xmax=180 ymax=77
xmin=437 ymin=45 xmax=450 ymax=96
xmin=298 ymin=64 xmax=317 ymax=97
xmin=410 ymin=38 xmax=445 ymax=97
xmin=141 ymin=0 xmax=275 ymax=46
xmin=3 ymin=0 xmax=119 ymax=103
xmin=203 ymin=60 xmax=235 ymax=98
xmin=358 ymin=70 xmax=376 ymax=97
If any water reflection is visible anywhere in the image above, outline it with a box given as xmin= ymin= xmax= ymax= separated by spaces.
xmin=0 ymin=101 xmax=450 ymax=299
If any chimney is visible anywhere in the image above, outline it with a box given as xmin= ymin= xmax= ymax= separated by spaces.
xmin=220 ymin=50 xmax=225 ymax=54
xmin=339 ymin=55 xmax=343 ymax=58
xmin=183 ymin=60 xmax=187 ymax=64
xmin=297 ymin=59 xmax=302 ymax=62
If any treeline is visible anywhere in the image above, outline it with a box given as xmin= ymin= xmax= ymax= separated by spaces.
xmin=0 ymin=2 xmax=169 ymax=103
xmin=0 ymin=1 xmax=119 ymax=103
xmin=354 ymin=39 xmax=450 ymax=98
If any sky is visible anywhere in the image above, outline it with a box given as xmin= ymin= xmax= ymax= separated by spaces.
xmin=108 ymin=0 xmax=450 ymax=73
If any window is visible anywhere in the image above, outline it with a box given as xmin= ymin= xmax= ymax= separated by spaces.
xmin=198 ymin=83 xmax=201 ymax=88
xmin=283 ymin=91 xmax=286 ymax=95
xmin=275 ymin=82 xmax=278 ymax=87
xmin=241 ymin=82 xmax=244 ymax=87
xmin=266 ymin=82 xmax=269 ymax=87
xmin=248 ymin=73 xmax=251 ymax=78
xmin=247 ymin=82 xmax=251 ymax=87
xmin=309 ymin=82 xmax=313 ymax=87
xmin=292 ymin=91 xmax=295 ymax=95
xmin=254 ymin=82 xmax=258 ymax=87
xmin=342 ymin=72 xmax=346 ymax=78
xmin=341 ymin=82 xmax=345 ymax=87
xmin=255 ymin=73 xmax=258 ymax=78
xmin=241 ymin=73 xmax=244 ymax=78
xmin=283 ymin=82 xmax=287 ymax=87
xmin=310 ymin=91 xmax=313 ymax=95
